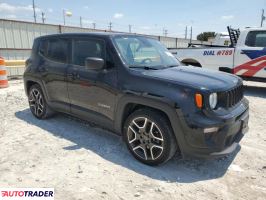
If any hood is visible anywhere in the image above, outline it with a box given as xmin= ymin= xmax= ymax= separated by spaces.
xmin=141 ymin=66 xmax=241 ymax=91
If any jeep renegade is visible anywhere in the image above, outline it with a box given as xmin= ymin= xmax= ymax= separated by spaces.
xmin=23 ymin=33 xmax=249 ymax=165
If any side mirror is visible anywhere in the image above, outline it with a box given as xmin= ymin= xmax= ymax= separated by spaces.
xmin=85 ymin=57 xmax=104 ymax=70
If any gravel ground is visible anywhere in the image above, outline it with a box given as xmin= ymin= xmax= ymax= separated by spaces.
xmin=0 ymin=80 xmax=266 ymax=200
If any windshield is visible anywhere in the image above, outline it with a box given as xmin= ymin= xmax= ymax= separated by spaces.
xmin=113 ymin=35 xmax=180 ymax=69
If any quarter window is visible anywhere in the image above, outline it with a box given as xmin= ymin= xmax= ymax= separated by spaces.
xmin=72 ymin=39 xmax=105 ymax=66
xmin=245 ymin=31 xmax=266 ymax=47
xmin=39 ymin=38 xmax=68 ymax=63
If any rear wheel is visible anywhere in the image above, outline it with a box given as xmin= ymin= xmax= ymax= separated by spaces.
xmin=123 ymin=109 xmax=178 ymax=165
xmin=28 ymin=84 xmax=54 ymax=119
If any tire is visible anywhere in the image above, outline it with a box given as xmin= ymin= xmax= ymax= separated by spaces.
xmin=28 ymin=84 xmax=55 ymax=119
xmin=123 ymin=109 xmax=178 ymax=166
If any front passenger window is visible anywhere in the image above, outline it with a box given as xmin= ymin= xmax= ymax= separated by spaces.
xmin=72 ymin=39 xmax=105 ymax=66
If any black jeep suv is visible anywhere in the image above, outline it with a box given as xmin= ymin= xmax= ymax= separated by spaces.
xmin=24 ymin=33 xmax=249 ymax=165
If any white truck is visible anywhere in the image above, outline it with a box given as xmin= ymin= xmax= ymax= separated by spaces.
xmin=170 ymin=27 xmax=266 ymax=82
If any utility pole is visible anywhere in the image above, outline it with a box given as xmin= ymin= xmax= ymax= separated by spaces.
xmin=261 ymin=9 xmax=265 ymax=27
xmin=63 ymin=9 xmax=65 ymax=25
xmin=185 ymin=26 xmax=188 ymax=39
xmin=92 ymin=22 xmax=96 ymax=29
xmin=80 ymin=16 xmax=82 ymax=27
xmin=41 ymin=12 xmax=45 ymax=24
xmin=129 ymin=24 xmax=132 ymax=33
xmin=190 ymin=26 xmax=193 ymax=44
xmin=108 ymin=22 xmax=112 ymax=31
xmin=163 ymin=28 xmax=168 ymax=37
xmin=32 ymin=0 xmax=37 ymax=23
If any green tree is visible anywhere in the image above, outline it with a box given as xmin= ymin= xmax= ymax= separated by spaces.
xmin=197 ymin=32 xmax=216 ymax=41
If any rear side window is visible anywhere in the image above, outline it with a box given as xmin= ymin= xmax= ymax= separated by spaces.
xmin=72 ymin=39 xmax=105 ymax=66
xmin=245 ymin=31 xmax=266 ymax=47
xmin=39 ymin=38 xmax=68 ymax=63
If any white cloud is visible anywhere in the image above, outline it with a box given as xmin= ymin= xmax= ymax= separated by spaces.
xmin=221 ymin=15 xmax=234 ymax=20
xmin=140 ymin=26 xmax=151 ymax=30
xmin=83 ymin=19 xmax=94 ymax=24
xmin=47 ymin=8 xmax=53 ymax=13
xmin=0 ymin=3 xmax=41 ymax=13
xmin=113 ymin=13 xmax=124 ymax=19
xmin=5 ymin=14 xmax=17 ymax=19
xmin=84 ymin=6 xmax=89 ymax=9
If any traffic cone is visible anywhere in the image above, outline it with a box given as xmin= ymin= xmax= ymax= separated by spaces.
xmin=0 ymin=57 xmax=9 ymax=88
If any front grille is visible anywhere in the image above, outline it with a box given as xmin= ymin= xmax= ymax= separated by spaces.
xmin=217 ymin=84 xmax=244 ymax=108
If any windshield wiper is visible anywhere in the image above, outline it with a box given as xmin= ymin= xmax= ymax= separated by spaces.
xmin=163 ymin=64 xmax=179 ymax=69
xmin=129 ymin=66 xmax=159 ymax=70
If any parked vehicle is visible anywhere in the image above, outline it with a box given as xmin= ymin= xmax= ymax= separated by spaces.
xmin=24 ymin=33 xmax=249 ymax=165
xmin=210 ymin=32 xmax=231 ymax=46
xmin=170 ymin=27 xmax=266 ymax=82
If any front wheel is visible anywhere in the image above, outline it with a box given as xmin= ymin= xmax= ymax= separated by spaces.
xmin=123 ymin=109 xmax=178 ymax=165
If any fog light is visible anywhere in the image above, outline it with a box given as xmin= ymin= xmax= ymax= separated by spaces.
xmin=204 ymin=127 xmax=219 ymax=134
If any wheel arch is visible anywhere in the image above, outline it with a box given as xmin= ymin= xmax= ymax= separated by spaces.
xmin=25 ymin=80 xmax=38 ymax=95
xmin=181 ymin=58 xmax=202 ymax=67
xmin=24 ymin=78 xmax=49 ymax=102
xmin=114 ymin=94 xmax=186 ymax=154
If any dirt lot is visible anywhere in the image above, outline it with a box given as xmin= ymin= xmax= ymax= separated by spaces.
xmin=0 ymin=80 xmax=265 ymax=200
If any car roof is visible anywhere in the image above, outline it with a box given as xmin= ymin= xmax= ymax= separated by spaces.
xmin=37 ymin=32 xmax=146 ymax=40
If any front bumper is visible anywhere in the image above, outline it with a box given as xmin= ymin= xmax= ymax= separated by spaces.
xmin=177 ymin=98 xmax=249 ymax=159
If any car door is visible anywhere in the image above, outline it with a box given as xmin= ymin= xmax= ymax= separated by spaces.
xmin=234 ymin=31 xmax=266 ymax=79
xmin=38 ymin=37 xmax=70 ymax=112
xmin=67 ymin=37 xmax=118 ymax=127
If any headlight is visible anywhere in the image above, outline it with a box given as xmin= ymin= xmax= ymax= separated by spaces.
xmin=209 ymin=93 xmax=217 ymax=109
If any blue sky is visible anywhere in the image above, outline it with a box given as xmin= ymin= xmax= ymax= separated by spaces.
xmin=0 ymin=0 xmax=266 ymax=38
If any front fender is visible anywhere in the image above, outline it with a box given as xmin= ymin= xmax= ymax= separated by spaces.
xmin=114 ymin=93 xmax=187 ymax=155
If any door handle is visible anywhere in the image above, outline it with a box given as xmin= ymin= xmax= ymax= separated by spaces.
xmin=67 ymin=72 xmax=80 ymax=80
xmin=39 ymin=66 xmax=48 ymax=72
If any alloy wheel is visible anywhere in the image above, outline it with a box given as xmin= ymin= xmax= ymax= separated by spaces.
xmin=127 ymin=117 xmax=164 ymax=160
xmin=29 ymin=88 xmax=44 ymax=117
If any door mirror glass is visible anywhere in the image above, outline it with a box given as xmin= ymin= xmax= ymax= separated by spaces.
xmin=85 ymin=57 xmax=104 ymax=70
